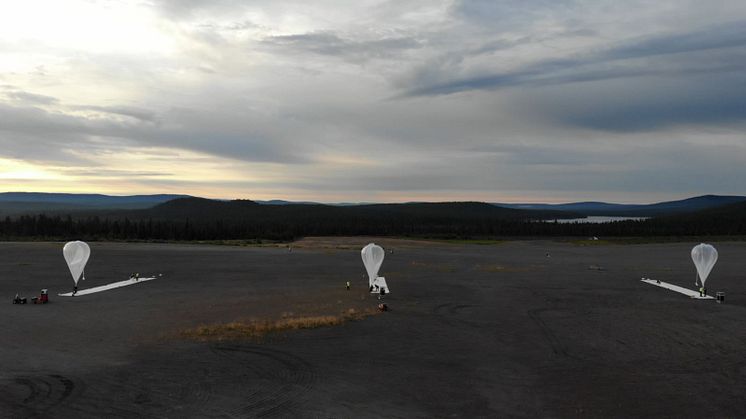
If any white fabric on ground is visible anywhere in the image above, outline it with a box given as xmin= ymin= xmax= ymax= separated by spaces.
xmin=370 ymin=276 xmax=390 ymax=294
xmin=58 ymin=277 xmax=155 ymax=297
xmin=641 ymin=279 xmax=714 ymax=299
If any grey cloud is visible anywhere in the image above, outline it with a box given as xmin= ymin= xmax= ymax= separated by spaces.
xmin=58 ymin=169 xmax=171 ymax=178
xmin=516 ymin=71 xmax=746 ymax=132
xmin=0 ymin=103 xmax=128 ymax=164
xmin=406 ymin=21 xmax=746 ymax=96
xmin=426 ymin=28 xmax=589 ymax=61
xmin=0 ymin=103 xmax=98 ymax=139
xmin=400 ymin=21 xmax=746 ymax=131
xmin=196 ymin=20 xmax=259 ymax=31
xmin=454 ymin=0 xmax=577 ymax=28
xmin=75 ymin=105 xmax=159 ymax=123
xmin=262 ymin=32 xmax=422 ymax=61
xmin=151 ymin=0 xmax=246 ymax=19
xmin=4 ymin=90 xmax=59 ymax=105
xmin=253 ymin=140 xmax=746 ymax=195
xmin=5 ymin=0 xmax=746 ymax=201
xmin=0 ymin=103 xmax=308 ymax=165
xmin=598 ymin=21 xmax=746 ymax=60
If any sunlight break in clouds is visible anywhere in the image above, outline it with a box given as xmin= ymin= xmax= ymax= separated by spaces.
xmin=0 ymin=0 xmax=745 ymax=202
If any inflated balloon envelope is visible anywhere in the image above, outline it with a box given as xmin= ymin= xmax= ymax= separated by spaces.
xmin=63 ymin=241 xmax=90 ymax=285
xmin=691 ymin=243 xmax=718 ymax=286
xmin=361 ymin=243 xmax=385 ymax=288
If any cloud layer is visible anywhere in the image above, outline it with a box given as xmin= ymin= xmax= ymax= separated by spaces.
xmin=0 ymin=0 xmax=744 ymax=202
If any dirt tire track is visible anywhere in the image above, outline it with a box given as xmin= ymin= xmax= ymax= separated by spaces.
xmin=433 ymin=303 xmax=488 ymax=328
xmin=528 ymin=308 xmax=568 ymax=357
xmin=0 ymin=373 xmax=84 ymax=417
xmin=63 ymin=364 xmax=214 ymax=418
xmin=210 ymin=344 xmax=317 ymax=418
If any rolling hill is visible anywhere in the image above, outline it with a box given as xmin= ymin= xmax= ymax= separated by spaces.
xmin=0 ymin=193 xmax=190 ymax=215
xmin=2 ymin=195 xmax=745 ymax=240
xmin=142 ymin=198 xmax=574 ymax=222
xmin=496 ymin=195 xmax=746 ymax=216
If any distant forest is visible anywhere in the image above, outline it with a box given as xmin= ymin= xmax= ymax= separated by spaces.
xmin=0 ymin=198 xmax=745 ymax=241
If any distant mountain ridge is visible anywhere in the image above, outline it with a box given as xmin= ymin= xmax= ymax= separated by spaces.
xmin=2 ymin=194 xmax=746 ymax=240
xmin=0 ymin=192 xmax=191 ymax=214
xmin=1 ymin=192 xmax=744 ymax=218
xmin=254 ymin=199 xmax=375 ymax=206
xmin=0 ymin=192 xmax=190 ymax=204
xmin=495 ymin=195 xmax=746 ymax=216
xmin=147 ymin=198 xmax=568 ymax=221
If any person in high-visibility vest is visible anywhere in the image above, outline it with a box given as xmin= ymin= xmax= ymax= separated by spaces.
xmin=699 ymin=286 xmax=705 ymax=297
xmin=346 ymin=281 xmax=350 ymax=290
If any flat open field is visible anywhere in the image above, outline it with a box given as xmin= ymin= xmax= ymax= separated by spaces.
xmin=2 ymin=238 xmax=746 ymax=418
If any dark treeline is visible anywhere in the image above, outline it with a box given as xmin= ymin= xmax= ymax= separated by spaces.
xmin=0 ymin=199 xmax=744 ymax=241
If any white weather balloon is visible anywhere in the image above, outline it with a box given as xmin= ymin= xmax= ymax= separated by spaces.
xmin=63 ymin=241 xmax=90 ymax=285
xmin=361 ymin=243 xmax=385 ymax=287
xmin=691 ymin=243 xmax=718 ymax=286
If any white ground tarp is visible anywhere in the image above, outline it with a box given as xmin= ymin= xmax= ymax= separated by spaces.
xmin=370 ymin=276 xmax=390 ymax=294
xmin=58 ymin=277 xmax=156 ymax=297
xmin=641 ymin=278 xmax=714 ymax=299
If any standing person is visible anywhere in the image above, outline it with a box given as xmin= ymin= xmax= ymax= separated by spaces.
xmin=72 ymin=285 xmax=78 ymax=296
xmin=699 ymin=286 xmax=705 ymax=297
xmin=346 ymin=281 xmax=350 ymax=291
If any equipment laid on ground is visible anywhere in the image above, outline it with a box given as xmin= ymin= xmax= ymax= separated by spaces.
xmin=58 ymin=276 xmax=156 ymax=297
xmin=378 ymin=303 xmax=388 ymax=312
xmin=37 ymin=289 xmax=49 ymax=304
xmin=641 ymin=278 xmax=715 ymax=299
xmin=13 ymin=289 xmax=48 ymax=304
xmin=369 ymin=276 xmax=390 ymax=295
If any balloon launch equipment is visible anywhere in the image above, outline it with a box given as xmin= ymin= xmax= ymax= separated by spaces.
xmin=31 ymin=289 xmax=49 ymax=304
xmin=15 ymin=289 xmax=49 ymax=304
xmin=370 ymin=277 xmax=390 ymax=295
xmin=716 ymin=292 xmax=725 ymax=303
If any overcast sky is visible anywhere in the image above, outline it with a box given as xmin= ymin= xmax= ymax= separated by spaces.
xmin=1 ymin=0 xmax=744 ymax=203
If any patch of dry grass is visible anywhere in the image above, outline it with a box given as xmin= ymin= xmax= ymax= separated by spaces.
xmin=180 ymin=308 xmax=379 ymax=342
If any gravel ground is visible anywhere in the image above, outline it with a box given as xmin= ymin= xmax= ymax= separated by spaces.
xmin=1 ymin=239 xmax=746 ymax=418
